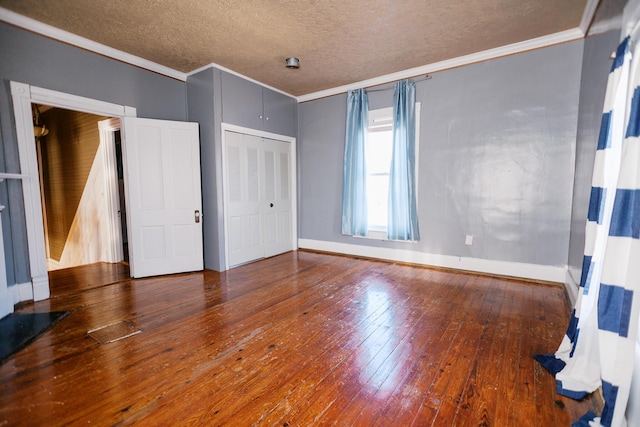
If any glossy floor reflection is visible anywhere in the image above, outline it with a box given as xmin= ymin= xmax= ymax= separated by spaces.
xmin=0 ymin=251 xmax=599 ymax=426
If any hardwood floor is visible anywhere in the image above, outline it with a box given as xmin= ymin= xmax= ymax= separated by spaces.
xmin=0 ymin=251 xmax=598 ymax=426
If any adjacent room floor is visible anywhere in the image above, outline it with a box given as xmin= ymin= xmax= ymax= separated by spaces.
xmin=0 ymin=251 xmax=599 ymax=426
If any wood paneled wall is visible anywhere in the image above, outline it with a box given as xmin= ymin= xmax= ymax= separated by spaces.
xmin=39 ymin=107 xmax=108 ymax=261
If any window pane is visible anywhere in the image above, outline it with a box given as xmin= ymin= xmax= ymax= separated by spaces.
xmin=366 ymin=126 xmax=392 ymax=232
xmin=367 ymin=174 xmax=388 ymax=229
xmin=366 ymin=130 xmax=393 ymax=174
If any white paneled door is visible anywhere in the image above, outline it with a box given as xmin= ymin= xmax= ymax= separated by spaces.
xmin=122 ymin=117 xmax=203 ymax=278
xmin=224 ymin=131 xmax=293 ymax=268
xmin=263 ymin=138 xmax=292 ymax=258
xmin=226 ymin=132 xmax=264 ymax=266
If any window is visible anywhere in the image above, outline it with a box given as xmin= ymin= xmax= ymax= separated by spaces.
xmin=366 ymin=107 xmax=393 ymax=233
xmin=364 ymin=104 xmax=420 ymax=239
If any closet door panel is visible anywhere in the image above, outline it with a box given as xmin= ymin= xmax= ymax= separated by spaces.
xmin=225 ymin=132 xmax=264 ymax=267
xmin=263 ymin=138 xmax=293 ymax=257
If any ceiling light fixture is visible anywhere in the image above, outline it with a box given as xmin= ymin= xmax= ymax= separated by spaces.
xmin=285 ymin=57 xmax=300 ymax=69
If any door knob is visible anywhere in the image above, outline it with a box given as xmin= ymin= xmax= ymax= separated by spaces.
xmin=270 ymin=203 xmax=274 ymax=207
xmin=195 ymin=210 xmax=201 ymax=223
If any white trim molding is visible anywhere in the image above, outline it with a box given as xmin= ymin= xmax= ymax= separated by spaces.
xmin=10 ymin=282 xmax=34 ymax=305
xmin=98 ymin=118 xmax=125 ymax=264
xmin=10 ymin=82 xmax=49 ymax=302
xmin=298 ymin=238 xmax=567 ymax=283
xmin=0 ymin=200 xmax=11 ymax=318
xmin=565 ymin=266 xmax=581 ymax=305
xmin=222 ymin=123 xmax=297 ymax=144
xmin=297 ymin=28 xmax=584 ymax=102
xmin=9 ymin=81 xmax=137 ymax=304
xmin=188 ymin=63 xmax=296 ymax=100
xmin=0 ymin=7 xmax=186 ymax=81
xmin=580 ymin=0 xmax=602 ymax=34
xmin=2 ymin=6 xmax=591 ymax=104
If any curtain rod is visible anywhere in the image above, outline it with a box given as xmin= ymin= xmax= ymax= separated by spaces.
xmin=610 ymin=19 xmax=640 ymax=59
xmin=365 ymin=74 xmax=432 ymax=93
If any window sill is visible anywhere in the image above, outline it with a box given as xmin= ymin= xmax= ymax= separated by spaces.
xmin=353 ymin=231 xmax=418 ymax=243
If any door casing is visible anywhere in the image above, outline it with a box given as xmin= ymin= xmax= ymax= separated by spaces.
xmin=10 ymin=81 xmax=137 ymax=302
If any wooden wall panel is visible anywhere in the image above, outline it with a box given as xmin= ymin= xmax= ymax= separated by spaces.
xmin=39 ymin=107 xmax=108 ymax=261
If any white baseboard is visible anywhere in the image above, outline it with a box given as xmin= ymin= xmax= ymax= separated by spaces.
xmin=298 ymin=238 xmax=566 ymax=283
xmin=11 ymin=281 xmax=33 ymax=305
xmin=32 ymin=275 xmax=50 ymax=301
xmin=0 ymin=288 xmax=13 ymax=318
xmin=564 ymin=266 xmax=581 ymax=305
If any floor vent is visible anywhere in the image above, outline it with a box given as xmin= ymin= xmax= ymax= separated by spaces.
xmin=87 ymin=320 xmax=141 ymax=344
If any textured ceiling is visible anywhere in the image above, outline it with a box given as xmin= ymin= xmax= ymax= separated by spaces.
xmin=0 ymin=0 xmax=590 ymax=96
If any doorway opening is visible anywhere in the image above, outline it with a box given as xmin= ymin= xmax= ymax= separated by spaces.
xmin=10 ymin=81 xmax=204 ymax=305
xmin=113 ymin=130 xmax=129 ymax=264
xmin=33 ymin=104 xmax=130 ymax=291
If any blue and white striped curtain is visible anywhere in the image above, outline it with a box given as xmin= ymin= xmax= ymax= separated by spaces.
xmin=388 ymin=80 xmax=420 ymax=241
xmin=536 ymin=36 xmax=640 ymax=427
xmin=342 ymin=88 xmax=369 ymax=236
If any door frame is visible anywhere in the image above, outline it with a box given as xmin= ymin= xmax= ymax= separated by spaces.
xmin=98 ymin=118 xmax=125 ymax=264
xmin=9 ymin=81 xmax=137 ymax=302
xmin=220 ymin=122 xmax=298 ymax=271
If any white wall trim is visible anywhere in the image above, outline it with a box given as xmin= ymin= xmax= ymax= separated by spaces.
xmin=188 ymin=63 xmax=296 ymax=100
xmin=1 ymin=6 xmax=592 ymax=104
xmin=98 ymin=118 xmax=124 ymax=264
xmin=297 ymin=28 xmax=585 ymax=103
xmin=0 ymin=7 xmax=187 ymax=81
xmin=10 ymin=282 xmax=33 ymax=305
xmin=221 ymin=123 xmax=297 ymax=144
xmin=580 ymin=0 xmax=602 ymax=34
xmin=564 ymin=266 xmax=581 ymax=305
xmin=9 ymin=81 xmax=137 ymax=305
xmin=0 ymin=173 xmax=27 ymax=180
xmin=298 ymin=238 xmax=567 ymax=283
xmin=30 ymin=86 xmax=136 ymax=117
xmin=10 ymin=81 xmax=49 ymax=302
xmin=0 ymin=200 xmax=11 ymax=318
xmin=0 ymin=289 xmax=12 ymax=319
xmin=1 ymin=6 xmax=589 ymax=104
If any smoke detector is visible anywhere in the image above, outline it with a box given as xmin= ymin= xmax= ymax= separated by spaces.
xmin=285 ymin=57 xmax=300 ymax=69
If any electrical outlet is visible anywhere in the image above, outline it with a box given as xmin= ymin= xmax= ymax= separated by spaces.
xmin=465 ymin=235 xmax=473 ymax=246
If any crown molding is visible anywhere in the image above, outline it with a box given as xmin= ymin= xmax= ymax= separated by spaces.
xmin=187 ymin=63 xmax=296 ymax=99
xmin=1 ymin=6 xmax=589 ymax=103
xmin=297 ymin=28 xmax=585 ymax=103
xmin=580 ymin=0 xmax=602 ymax=34
xmin=0 ymin=7 xmax=187 ymax=81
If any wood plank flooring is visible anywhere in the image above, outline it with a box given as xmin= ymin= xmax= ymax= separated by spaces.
xmin=0 ymin=251 xmax=598 ymax=426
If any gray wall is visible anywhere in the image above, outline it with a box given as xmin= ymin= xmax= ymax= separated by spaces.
xmin=187 ymin=68 xmax=297 ymax=271
xmin=567 ymin=30 xmax=621 ymax=286
xmin=186 ymin=67 xmax=225 ymax=271
xmin=299 ymin=40 xmax=584 ymax=267
xmin=0 ymin=22 xmax=188 ymax=286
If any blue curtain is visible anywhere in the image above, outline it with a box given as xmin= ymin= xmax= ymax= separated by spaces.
xmin=388 ymin=80 xmax=420 ymax=241
xmin=342 ymin=89 xmax=369 ymax=236
xmin=535 ymin=36 xmax=640 ymax=427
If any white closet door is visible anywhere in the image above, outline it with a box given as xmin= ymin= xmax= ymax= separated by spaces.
xmin=263 ymin=138 xmax=293 ymax=258
xmin=226 ymin=132 xmax=264 ymax=267
xmin=122 ymin=117 xmax=203 ymax=278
